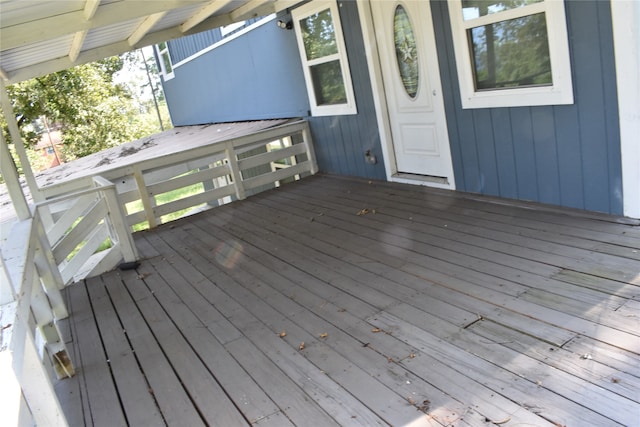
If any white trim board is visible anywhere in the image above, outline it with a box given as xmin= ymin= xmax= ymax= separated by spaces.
xmin=172 ymin=14 xmax=277 ymax=70
xmin=611 ymin=1 xmax=640 ymax=219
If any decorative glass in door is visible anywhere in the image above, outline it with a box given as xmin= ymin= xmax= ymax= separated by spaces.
xmin=394 ymin=5 xmax=419 ymax=98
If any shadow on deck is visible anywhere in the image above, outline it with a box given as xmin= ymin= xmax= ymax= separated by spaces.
xmin=55 ymin=174 xmax=640 ymax=427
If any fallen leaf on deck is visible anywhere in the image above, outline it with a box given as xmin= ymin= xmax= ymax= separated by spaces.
xmin=371 ymin=328 xmax=382 ymax=333
xmin=279 ymin=331 xmax=287 ymax=338
xmin=408 ymin=352 xmax=416 ymax=359
xmin=356 ymin=208 xmax=369 ymax=216
xmin=137 ymin=272 xmax=151 ymax=280
xmin=298 ymin=342 xmax=305 ymax=350
xmin=416 ymin=400 xmax=430 ymax=413
xmin=319 ymin=333 xmax=328 ymax=338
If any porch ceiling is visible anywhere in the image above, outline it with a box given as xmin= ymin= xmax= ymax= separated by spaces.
xmin=0 ymin=0 xmax=299 ymax=84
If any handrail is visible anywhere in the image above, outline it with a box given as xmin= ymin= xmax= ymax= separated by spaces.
xmin=38 ymin=119 xmax=317 ymax=232
xmin=1 ymin=211 xmax=73 ymax=426
xmin=36 ymin=176 xmax=138 ymax=285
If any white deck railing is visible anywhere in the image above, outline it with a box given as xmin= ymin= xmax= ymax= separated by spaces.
xmin=36 ymin=176 xmax=139 ymax=285
xmin=41 ymin=119 xmax=317 ymax=232
xmin=1 ymin=210 xmax=74 ymax=427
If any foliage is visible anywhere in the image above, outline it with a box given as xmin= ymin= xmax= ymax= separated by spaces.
xmin=464 ymin=1 xmax=551 ymax=89
xmin=300 ymin=7 xmax=347 ymax=105
xmin=2 ymin=54 xmax=168 ymax=161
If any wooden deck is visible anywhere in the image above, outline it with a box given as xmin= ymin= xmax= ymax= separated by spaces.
xmin=55 ymin=174 xmax=640 ymax=427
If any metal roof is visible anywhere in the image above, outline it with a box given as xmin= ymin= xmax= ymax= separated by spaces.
xmin=0 ymin=0 xmax=298 ymax=84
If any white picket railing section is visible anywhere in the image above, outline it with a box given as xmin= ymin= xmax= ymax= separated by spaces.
xmin=1 ymin=210 xmax=74 ymax=427
xmin=40 ymin=119 xmax=317 ymax=232
xmin=37 ymin=176 xmax=138 ymax=285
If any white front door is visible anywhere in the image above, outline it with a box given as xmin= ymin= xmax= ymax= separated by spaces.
xmin=371 ymin=0 xmax=454 ymax=185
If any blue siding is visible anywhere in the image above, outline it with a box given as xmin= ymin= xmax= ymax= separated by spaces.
xmin=162 ymin=4 xmax=387 ymax=181
xmin=169 ymin=31 xmax=222 ymax=64
xmin=162 ymin=18 xmax=309 ymax=125
xmin=306 ymin=0 xmax=386 ymax=180
xmin=168 ymin=17 xmax=263 ymax=63
xmin=430 ymin=0 xmax=622 ymax=215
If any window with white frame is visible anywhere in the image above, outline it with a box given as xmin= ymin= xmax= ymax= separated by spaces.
xmin=292 ymin=0 xmax=357 ymax=116
xmin=156 ymin=42 xmax=174 ymax=81
xmin=448 ymin=0 xmax=573 ymax=108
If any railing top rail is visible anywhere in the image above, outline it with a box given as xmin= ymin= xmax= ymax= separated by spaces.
xmin=35 ymin=177 xmax=115 ymax=208
xmin=39 ymin=119 xmax=309 ymax=198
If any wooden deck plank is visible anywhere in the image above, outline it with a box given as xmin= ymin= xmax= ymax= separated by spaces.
xmin=277 ymin=181 xmax=639 ymax=284
xmin=137 ymin=232 xmax=375 ymax=427
xmin=317 ymin=175 xmax=640 ymax=239
xmin=468 ymin=320 xmax=640 ymax=400
xmin=252 ymin=190 xmax=639 ymax=350
xmin=116 ymin=269 xmax=249 ymax=427
xmin=218 ymin=194 xmax=579 ymax=347
xmin=85 ymin=273 xmax=165 ymax=427
xmin=133 ymin=253 xmax=295 ymax=426
xmin=148 ymin=215 xmax=516 ymax=427
xmin=103 ymin=274 xmax=205 ymax=427
xmin=54 ymin=290 xmax=89 ymax=427
xmin=170 ymin=205 xmax=576 ymax=427
xmin=148 ymin=228 xmax=408 ymax=427
xmin=369 ymin=309 xmax=629 ymax=426
xmin=58 ymin=175 xmax=639 ymax=427
xmin=67 ymin=279 xmax=127 ymax=427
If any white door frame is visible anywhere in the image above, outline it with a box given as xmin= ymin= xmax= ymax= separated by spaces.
xmin=357 ymin=0 xmax=456 ymax=190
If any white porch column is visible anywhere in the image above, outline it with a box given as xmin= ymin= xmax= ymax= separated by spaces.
xmin=0 ymin=79 xmax=44 ymax=206
xmin=611 ymin=1 xmax=640 ymax=219
xmin=0 ymin=125 xmax=30 ymax=221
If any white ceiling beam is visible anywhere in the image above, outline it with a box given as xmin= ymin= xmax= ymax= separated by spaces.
xmin=1 ymin=1 xmax=203 ymax=51
xmin=272 ymin=0 xmax=300 ymax=14
xmin=84 ymin=0 xmax=101 ymax=20
xmin=69 ymin=31 xmax=87 ymax=62
xmin=128 ymin=12 xmax=167 ymax=46
xmin=4 ymin=0 xmax=299 ymax=84
xmin=181 ymin=0 xmax=233 ymax=32
xmin=230 ymin=0 xmax=273 ymax=21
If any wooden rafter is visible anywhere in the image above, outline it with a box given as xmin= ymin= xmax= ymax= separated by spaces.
xmin=129 ymin=12 xmax=168 ymax=46
xmin=69 ymin=31 xmax=87 ymax=62
xmin=1 ymin=1 xmax=197 ymax=51
xmin=230 ymin=0 xmax=273 ymax=21
xmin=181 ymin=0 xmax=234 ymax=33
xmin=84 ymin=0 xmax=101 ymax=20
xmin=69 ymin=0 xmax=101 ymax=62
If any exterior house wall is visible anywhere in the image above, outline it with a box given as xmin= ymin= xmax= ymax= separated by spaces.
xmin=162 ymin=4 xmax=387 ymax=180
xmin=161 ymin=17 xmax=309 ymax=125
xmin=305 ymin=1 xmax=387 ymax=180
xmin=161 ymin=0 xmax=624 ymax=214
xmin=430 ymin=0 xmax=622 ymax=215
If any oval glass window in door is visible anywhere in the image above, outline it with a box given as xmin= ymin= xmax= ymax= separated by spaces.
xmin=394 ymin=5 xmax=419 ymax=98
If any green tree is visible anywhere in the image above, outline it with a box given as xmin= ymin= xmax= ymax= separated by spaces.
xmin=2 ymin=56 xmax=144 ymax=160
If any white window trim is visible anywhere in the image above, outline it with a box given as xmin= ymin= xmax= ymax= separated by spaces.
xmin=448 ymin=0 xmax=573 ymax=109
xmin=292 ymin=0 xmax=357 ymax=116
xmin=155 ymin=43 xmax=174 ymax=81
